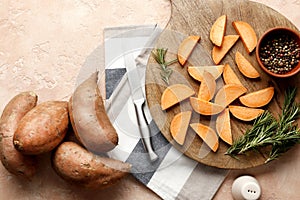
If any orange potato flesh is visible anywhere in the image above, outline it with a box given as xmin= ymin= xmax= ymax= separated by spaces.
xmin=198 ymin=71 xmax=216 ymax=101
xmin=187 ymin=65 xmax=224 ymax=82
xmin=216 ymin=108 xmax=232 ymax=145
xmin=170 ymin=111 xmax=192 ymax=145
xmin=235 ymin=51 xmax=260 ymax=78
xmin=232 ymin=21 xmax=257 ymax=54
xmin=190 ymin=123 xmax=219 ymax=152
xmin=212 ymin=35 xmax=239 ymax=65
xmin=190 ymin=97 xmax=224 ymax=116
xmin=161 ymin=84 xmax=195 ymax=110
xmin=223 ymin=63 xmax=243 ymax=87
xmin=178 ymin=35 xmax=201 ymax=66
xmin=229 ymin=105 xmax=264 ymax=121
xmin=239 ymin=87 xmax=274 ymax=108
xmin=214 ymin=84 xmax=247 ymax=107
xmin=210 ymin=15 xmax=227 ymax=47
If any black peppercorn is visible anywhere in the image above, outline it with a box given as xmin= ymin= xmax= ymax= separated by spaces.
xmin=259 ymin=34 xmax=300 ymax=74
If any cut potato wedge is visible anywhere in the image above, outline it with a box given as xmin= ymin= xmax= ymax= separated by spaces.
xmin=235 ymin=51 xmax=260 ymax=78
xmin=170 ymin=111 xmax=192 ymax=145
xmin=232 ymin=21 xmax=257 ymax=54
xmin=190 ymin=97 xmax=224 ymax=115
xmin=187 ymin=65 xmax=224 ymax=82
xmin=239 ymin=87 xmax=274 ymax=108
xmin=212 ymin=35 xmax=239 ymax=65
xmin=177 ymin=35 xmax=201 ymax=66
xmin=210 ymin=15 xmax=227 ymax=47
xmin=216 ymin=108 xmax=232 ymax=145
xmin=223 ymin=63 xmax=243 ymax=87
xmin=214 ymin=84 xmax=247 ymax=107
xmin=190 ymin=123 xmax=219 ymax=152
xmin=161 ymin=84 xmax=195 ymax=110
xmin=198 ymin=71 xmax=216 ymax=101
xmin=229 ymin=105 xmax=264 ymax=121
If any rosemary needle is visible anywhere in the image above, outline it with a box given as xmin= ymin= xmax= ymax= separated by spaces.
xmin=151 ymin=48 xmax=177 ymax=85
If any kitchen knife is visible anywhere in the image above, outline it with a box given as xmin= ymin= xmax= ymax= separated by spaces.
xmin=124 ymin=53 xmax=158 ymax=162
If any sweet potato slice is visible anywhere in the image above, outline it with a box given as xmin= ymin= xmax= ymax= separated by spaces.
xmin=178 ymin=35 xmax=201 ymax=66
xmin=190 ymin=97 xmax=224 ymax=115
xmin=232 ymin=21 xmax=257 ymax=54
xmin=187 ymin=65 xmax=224 ymax=82
xmin=235 ymin=51 xmax=260 ymax=78
xmin=212 ymin=35 xmax=239 ymax=65
xmin=161 ymin=84 xmax=195 ymax=110
xmin=198 ymin=71 xmax=216 ymax=101
xmin=239 ymin=87 xmax=274 ymax=108
xmin=170 ymin=111 xmax=192 ymax=145
xmin=216 ymin=108 xmax=232 ymax=145
xmin=190 ymin=123 xmax=219 ymax=152
xmin=214 ymin=84 xmax=247 ymax=107
xmin=210 ymin=15 xmax=227 ymax=47
xmin=229 ymin=105 xmax=264 ymax=121
xmin=223 ymin=63 xmax=243 ymax=86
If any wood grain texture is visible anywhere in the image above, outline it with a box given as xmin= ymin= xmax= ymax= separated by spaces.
xmin=145 ymin=0 xmax=300 ymax=169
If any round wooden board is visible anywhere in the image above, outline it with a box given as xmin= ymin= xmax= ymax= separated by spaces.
xmin=145 ymin=0 xmax=300 ymax=169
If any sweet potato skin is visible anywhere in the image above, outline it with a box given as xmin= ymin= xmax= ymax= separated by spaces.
xmin=52 ymin=141 xmax=131 ymax=189
xmin=69 ymin=72 xmax=118 ymax=153
xmin=0 ymin=91 xmax=38 ymax=179
xmin=13 ymin=101 xmax=69 ymax=155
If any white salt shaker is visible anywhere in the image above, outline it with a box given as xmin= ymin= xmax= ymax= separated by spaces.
xmin=231 ymin=175 xmax=261 ymax=200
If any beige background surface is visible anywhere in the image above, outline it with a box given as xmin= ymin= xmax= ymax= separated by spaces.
xmin=0 ymin=0 xmax=299 ymax=199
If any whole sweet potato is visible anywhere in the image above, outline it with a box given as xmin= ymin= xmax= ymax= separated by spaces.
xmin=0 ymin=91 xmax=38 ymax=179
xmin=13 ymin=101 xmax=69 ymax=155
xmin=69 ymin=72 xmax=118 ymax=153
xmin=52 ymin=141 xmax=131 ymax=189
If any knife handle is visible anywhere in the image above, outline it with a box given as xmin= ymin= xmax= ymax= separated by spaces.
xmin=134 ymin=99 xmax=158 ymax=162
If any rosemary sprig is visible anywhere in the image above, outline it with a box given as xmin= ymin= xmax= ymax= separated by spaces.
xmin=266 ymin=87 xmax=300 ymax=162
xmin=151 ymin=48 xmax=177 ymax=85
xmin=225 ymin=111 xmax=277 ymax=155
xmin=225 ymin=87 xmax=300 ymax=163
xmin=267 ymin=127 xmax=300 ymax=163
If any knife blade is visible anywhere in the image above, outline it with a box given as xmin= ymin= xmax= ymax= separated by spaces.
xmin=124 ymin=53 xmax=158 ymax=162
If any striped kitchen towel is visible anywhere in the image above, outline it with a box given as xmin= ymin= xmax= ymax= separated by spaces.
xmin=103 ymin=25 xmax=228 ymax=200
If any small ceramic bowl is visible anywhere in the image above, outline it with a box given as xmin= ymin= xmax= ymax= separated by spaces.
xmin=256 ymin=27 xmax=300 ymax=78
